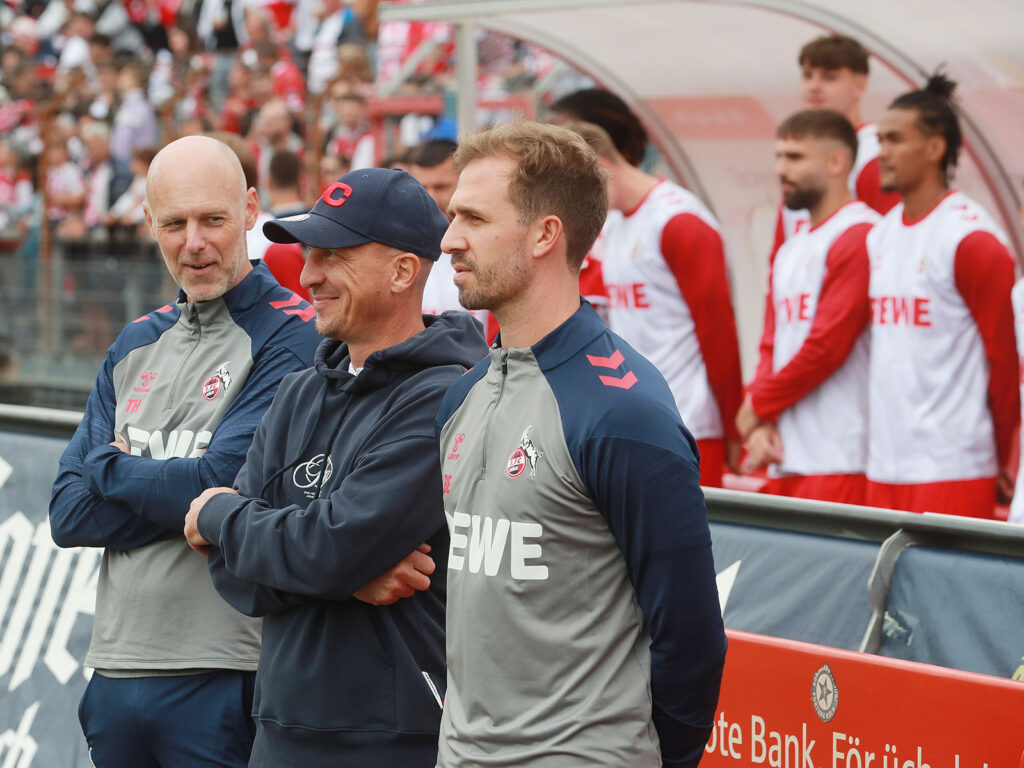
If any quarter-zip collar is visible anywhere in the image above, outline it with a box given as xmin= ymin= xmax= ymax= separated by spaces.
xmin=493 ymin=299 xmax=607 ymax=374
xmin=173 ymin=260 xmax=273 ymax=329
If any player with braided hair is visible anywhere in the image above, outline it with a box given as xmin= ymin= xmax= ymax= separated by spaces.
xmin=865 ymin=71 xmax=1019 ymax=517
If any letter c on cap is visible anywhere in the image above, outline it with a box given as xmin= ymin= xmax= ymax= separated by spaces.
xmin=322 ymin=181 xmax=354 ymax=207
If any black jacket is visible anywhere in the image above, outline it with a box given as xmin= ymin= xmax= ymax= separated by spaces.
xmin=199 ymin=311 xmax=488 ymax=767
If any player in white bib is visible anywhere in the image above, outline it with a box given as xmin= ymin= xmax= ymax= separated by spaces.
xmin=410 ymin=139 xmax=493 ymax=337
xmin=737 ymin=110 xmax=879 ymax=504
xmin=866 ymin=73 xmax=1019 ymax=518
xmin=571 ymin=121 xmax=743 ymax=487
xmin=772 ymin=35 xmax=899 ymax=256
xmin=1009 ymin=275 xmax=1024 ymax=524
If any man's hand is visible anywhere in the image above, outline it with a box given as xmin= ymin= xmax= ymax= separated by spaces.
xmin=184 ymin=487 xmax=238 ymax=556
xmin=110 ymin=439 xmax=129 ymax=453
xmin=735 ymin=395 xmax=763 ymax=441
xmin=354 ymin=544 xmax=435 ymax=606
xmin=742 ymin=423 xmax=784 ymax=471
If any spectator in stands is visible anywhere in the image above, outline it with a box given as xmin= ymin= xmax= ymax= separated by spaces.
xmin=570 ymin=119 xmax=744 ymax=488
xmin=88 ymin=60 xmax=118 ymax=121
xmin=250 ymin=97 xmax=303 ymax=202
xmin=737 ymin=110 xmax=877 ymax=504
xmin=43 ymin=137 xmax=85 ymax=236
xmin=325 ymin=87 xmax=375 ymax=170
xmin=306 ymin=0 xmax=364 ymax=96
xmin=87 ymin=32 xmax=113 ymax=70
xmin=80 ymin=119 xmax=131 ymax=235
xmin=0 ymin=139 xmax=34 ymax=234
xmin=773 ymin=34 xmax=900 ymax=255
xmin=183 ymin=167 xmax=486 ymax=766
xmin=218 ymin=60 xmax=258 ymax=134
xmin=107 ymin=145 xmax=156 ymax=233
xmin=866 ymin=72 xmax=1019 ymax=518
xmin=253 ymin=40 xmax=306 ymax=115
xmin=262 ymin=149 xmax=310 ymax=299
xmin=48 ymin=134 xmax=321 ymax=767
xmin=196 ymin=0 xmax=248 ymax=108
xmin=56 ymin=11 xmax=95 ymax=81
xmin=110 ymin=60 xmax=158 ymax=166
xmin=266 ymin=149 xmax=307 ymax=218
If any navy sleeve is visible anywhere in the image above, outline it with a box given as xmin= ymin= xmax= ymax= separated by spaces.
xmin=199 ymin=388 xmax=448 ymax=601
xmin=78 ymin=345 xmax=309 ymax=532
xmin=203 ymin=404 xmax=316 ymax=616
xmin=579 ymin=431 xmax=726 ymax=766
xmin=49 ymin=354 xmax=170 ymax=549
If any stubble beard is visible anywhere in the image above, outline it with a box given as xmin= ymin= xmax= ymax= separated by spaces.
xmin=783 ymin=183 xmax=824 ymax=212
xmin=455 ymin=251 xmax=529 ymax=313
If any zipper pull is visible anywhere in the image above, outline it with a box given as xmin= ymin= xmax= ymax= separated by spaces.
xmin=501 ymin=351 xmax=508 ymax=375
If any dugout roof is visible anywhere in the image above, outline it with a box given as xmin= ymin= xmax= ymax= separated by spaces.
xmin=380 ymin=0 xmax=1024 ymax=370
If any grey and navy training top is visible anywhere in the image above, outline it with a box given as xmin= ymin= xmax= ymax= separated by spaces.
xmin=50 ymin=263 xmax=321 ymax=674
xmin=435 ymin=301 xmax=726 ymax=768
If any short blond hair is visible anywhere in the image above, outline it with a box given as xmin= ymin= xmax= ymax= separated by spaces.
xmin=453 ymin=122 xmax=608 ymax=272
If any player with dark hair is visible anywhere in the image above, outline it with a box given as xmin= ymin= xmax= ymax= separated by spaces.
xmin=774 ymin=34 xmax=899 ymax=255
xmin=737 ymin=109 xmax=878 ymax=503
xmin=410 ymin=137 xmax=487 ymax=325
xmin=548 ymin=87 xmax=649 ymax=167
xmin=570 ymin=120 xmax=744 ymax=488
xmin=866 ymin=72 xmax=1019 ymax=517
xmin=410 ymin=138 xmax=459 ymax=214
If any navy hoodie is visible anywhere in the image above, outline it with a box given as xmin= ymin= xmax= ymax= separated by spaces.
xmin=197 ymin=311 xmax=489 ymax=767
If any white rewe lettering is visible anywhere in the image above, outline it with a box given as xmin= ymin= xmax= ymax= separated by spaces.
xmin=447 ymin=511 xmax=470 ymax=571
xmin=467 ymin=515 xmax=509 ymax=576
xmin=447 ymin=512 xmax=548 ymax=581
xmin=126 ymin=427 xmax=213 ymax=459
xmin=510 ymin=522 xmax=547 ymax=580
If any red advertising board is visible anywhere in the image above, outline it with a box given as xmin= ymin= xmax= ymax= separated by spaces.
xmin=704 ymin=631 xmax=1024 ymax=768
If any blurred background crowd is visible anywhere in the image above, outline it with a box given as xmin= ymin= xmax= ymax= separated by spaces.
xmin=0 ymin=0 xmax=593 ymax=407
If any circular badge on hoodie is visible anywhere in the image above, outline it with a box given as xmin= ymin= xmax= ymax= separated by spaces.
xmin=507 ymin=448 xmax=527 ymax=478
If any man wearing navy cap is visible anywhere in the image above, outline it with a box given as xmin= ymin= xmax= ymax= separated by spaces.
xmin=183 ymin=168 xmax=489 ymax=767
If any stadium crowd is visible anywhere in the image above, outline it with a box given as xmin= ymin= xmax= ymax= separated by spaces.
xmin=4 ymin=2 xmax=1021 ymax=521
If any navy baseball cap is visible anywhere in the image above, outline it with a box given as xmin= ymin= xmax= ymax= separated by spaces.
xmin=263 ymin=168 xmax=449 ymax=261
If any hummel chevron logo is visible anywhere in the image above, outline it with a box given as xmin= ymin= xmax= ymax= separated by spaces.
xmin=586 ymin=350 xmax=624 ymax=369
xmin=132 ymin=304 xmax=174 ymax=323
xmin=585 ymin=349 xmax=637 ymax=390
xmin=269 ymin=294 xmax=316 ymax=322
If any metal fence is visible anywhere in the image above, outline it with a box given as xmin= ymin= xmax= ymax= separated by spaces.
xmin=0 ymin=235 xmax=173 ymax=411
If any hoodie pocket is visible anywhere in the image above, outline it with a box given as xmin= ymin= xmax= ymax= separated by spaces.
xmin=255 ymin=605 xmax=397 ymax=731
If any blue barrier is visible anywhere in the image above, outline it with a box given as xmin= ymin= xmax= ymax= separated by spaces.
xmin=3 ymin=411 xmax=1024 ymax=767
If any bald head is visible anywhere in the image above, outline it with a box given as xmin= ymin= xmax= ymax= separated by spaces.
xmin=144 ymin=135 xmax=258 ymax=302
xmin=147 ymin=136 xmax=247 ymax=206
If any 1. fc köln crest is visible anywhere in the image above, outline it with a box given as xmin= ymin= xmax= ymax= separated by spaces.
xmin=507 ymin=425 xmax=544 ymax=478
xmin=202 ymin=363 xmax=233 ymax=401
